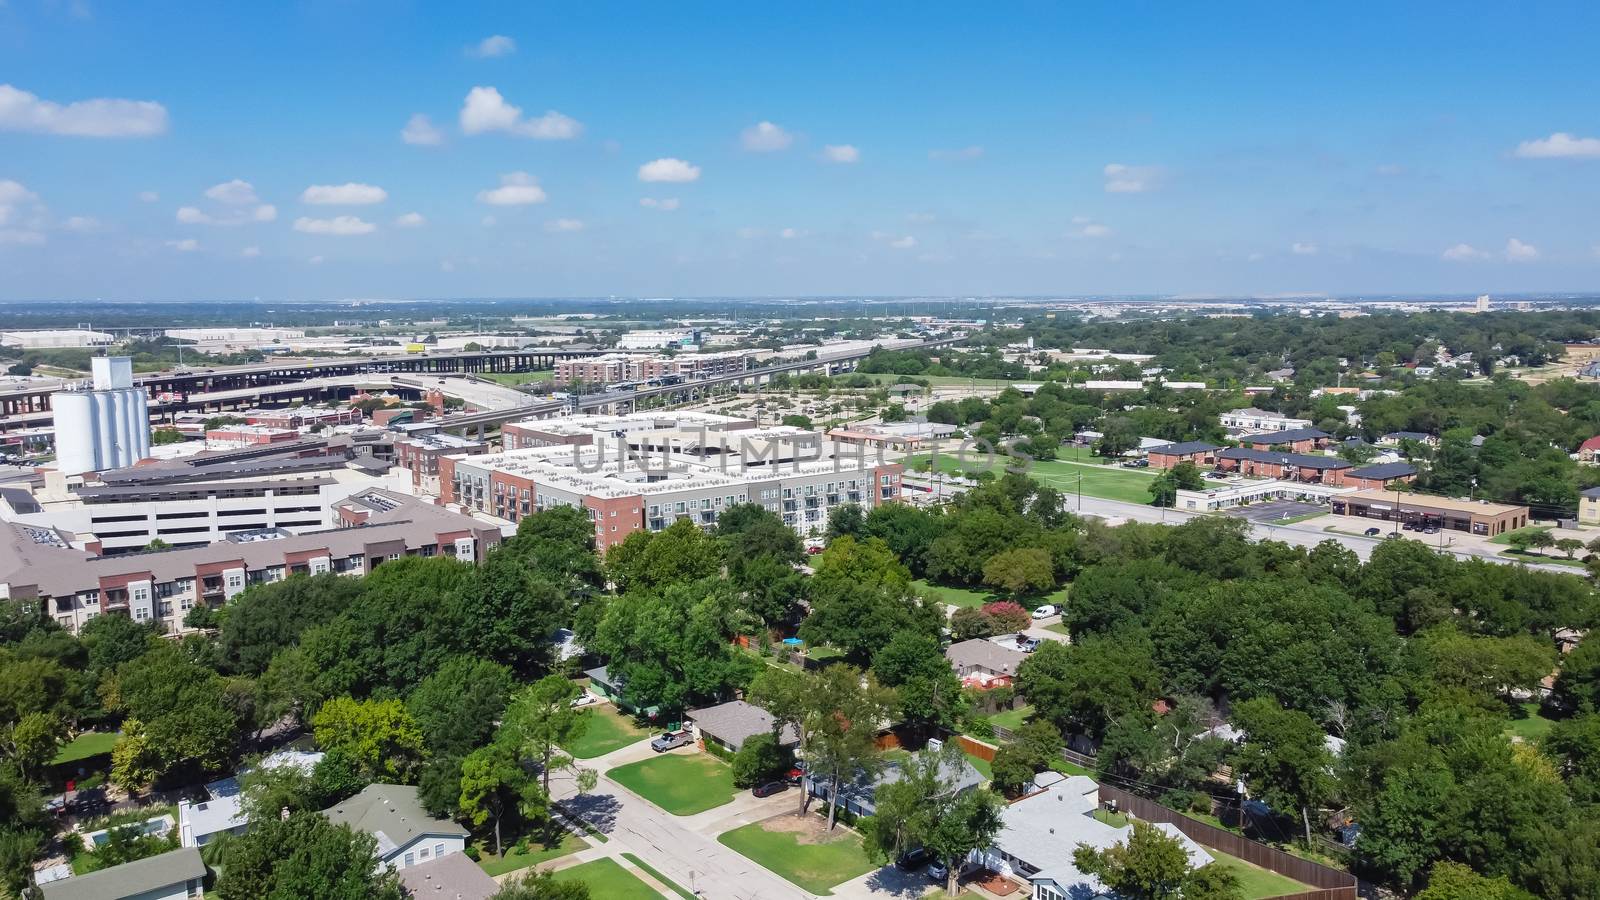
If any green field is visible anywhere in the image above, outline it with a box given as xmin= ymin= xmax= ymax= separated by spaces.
xmin=988 ymin=704 xmax=1034 ymax=730
xmin=718 ymin=819 xmax=878 ymax=895
xmin=477 ymin=370 xmax=555 ymax=386
xmin=1505 ymin=701 xmax=1558 ymax=742
xmin=477 ymin=831 xmax=586 ymax=877
xmin=913 ymin=579 xmax=1070 ymax=612
xmin=909 ymin=452 xmax=1160 ymax=505
xmin=53 ymin=732 xmax=118 ymax=765
xmin=550 ymin=858 xmax=662 ymax=900
xmin=964 ymin=750 xmax=993 ymax=780
xmin=608 ymin=753 xmax=736 ymax=816
xmin=565 ymin=705 xmax=651 ymax=759
xmin=621 ymin=852 xmax=696 ymax=900
xmin=1205 ymin=853 xmax=1313 ymax=899
xmin=1489 ymin=525 xmax=1553 ymax=545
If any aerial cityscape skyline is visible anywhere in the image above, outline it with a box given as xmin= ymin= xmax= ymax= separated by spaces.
xmin=4 ymin=2 xmax=1600 ymax=300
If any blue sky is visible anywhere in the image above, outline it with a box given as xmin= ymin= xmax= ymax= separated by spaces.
xmin=2 ymin=1 xmax=1599 ymax=300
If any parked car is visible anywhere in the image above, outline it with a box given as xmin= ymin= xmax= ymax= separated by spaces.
xmin=650 ymin=729 xmax=693 ymax=752
xmin=785 ymin=766 xmax=805 ymax=784
xmin=928 ymin=861 xmax=949 ymax=883
xmin=895 ymin=848 xmax=932 ymax=870
xmin=1384 ymin=532 xmax=1402 ymax=540
xmin=753 ymin=781 xmax=788 ymax=798
xmin=806 ymin=545 xmax=824 ymax=555
xmin=1402 ymin=522 xmax=1415 ymax=531
xmin=1423 ymin=526 xmax=1439 ymax=535
xmin=570 ymin=692 xmax=599 ymax=708
xmin=1031 ymin=604 xmax=1059 ymax=620
xmin=1016 ymin=637 xmax=1041 ymax=652
xmin=1364 ymin=527 xmax=1382 ymax=536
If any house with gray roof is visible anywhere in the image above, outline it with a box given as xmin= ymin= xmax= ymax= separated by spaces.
xmin=805 ymin=750 xmax=983 ymax=819
xmin=686 ymin=699 xmax=798 ymax=753
xmin=971 ymin=773 xmax=1212 ymax=899
xmin=397 ymin=850 xmax=498 ymax=900
xmin=323 ymin=783 xmax=468 ymax=871
xmin=945 ymin=639 xmax=1029 ymax=686
xmin=40 ymin=846 xmax=205 ymax=900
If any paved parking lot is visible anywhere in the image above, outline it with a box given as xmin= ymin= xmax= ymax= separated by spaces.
xmin=1223 ymin=500 xmax=1324 ymax=523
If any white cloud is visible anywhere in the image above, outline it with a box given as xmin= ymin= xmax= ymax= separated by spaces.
xmin=401 ymin=113 xmax=443 ymax=146
xmin=481 ymin=216 xmax=497 ymax=227
xmin=293 ymin=215 xmax=377 ymax=236
xmin=638 ymin=158 xmax=700 ymax=183
xmin=1071 ymin=222 xmax=1111 ymax=238
xmin=545 ymin=218 xmax=585 ymax=232
xmin=929 ymin=146 xmax=984 ymax=162
xmin=254 ymin=204 xmax=277 ymax=222
xmin=166 ymin=238 xmax=198 ymax=252
xmin=740 ymin=121 xmax=793 ymax=152
xmin=137 ymin=190 xmax=159 ymax=203
xmin=1103 ymin=163 xmax=1162 ymax=193
xmin=177 ymin=201 xmax=275 ymax=226
xmin=1374 ymin=163 xmax=1406 ymax=176
xmin=906 ymin=212 xmax=936 ymax=224
xmin=1505 ymin=237 xmax=1539 ymax=261
xmin=300 ymin=183 xmax=387 ymax=205
xmin=0 ymin=83 xmax=167 ymax=137
xmin=205 ymin=179 xmax=259 ymax=205
xmin=889 ymin=235 xmax=918 ymax=249
xmin=639 ymin=197 xmax=680 ymax=211
xmin=468 ymin=35 xmax=517 ymax=58
xmin=394 ymin=212 xmax=426 ymax=228
xmin=459 ymin=86 xmax=581 ymax=139
xmin=476 ymin=172 xmax=547 ymax=206
xmin=241 ymin=246 xmax=261 ymax=258
xmin=1512 ymin=132 xmax=1600 ymax=160
xmin=1291 ymin=241 xmax=1318 ymax=255
xmin=61 ymin=216 xmax=100 ymax=233
xmin=0 ymin=180 xmax=40 ymax=227
xmin=1442 ymin=243 xmax=1489 ymax=261
xmin=821 ymin=144 xmax=860 ymax=164
xmin=308 ymin=255 xmax=324 ymax=265
xmin=779 ymin=227 xmax=806 ymax=239
xmin=0 ymin=230 xmax=45 ymax=246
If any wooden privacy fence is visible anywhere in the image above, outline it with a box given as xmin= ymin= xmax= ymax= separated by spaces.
xmin=1097 ymin=784 xmax=1357 ymax=900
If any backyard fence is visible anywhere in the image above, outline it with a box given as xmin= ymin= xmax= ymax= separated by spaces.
xmin=1097 ymin=783 xmax=1357 ymax=900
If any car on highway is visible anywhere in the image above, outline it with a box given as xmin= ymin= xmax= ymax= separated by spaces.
xmin=1364 ymin=527 xmax=1382 ymax=536
xmin=650 ymin=729 xmax=694 ymax=752
xmin=752 ymin=781 xmax=788 ymax=798
xmin=1031 ymin=604 xmax=1059 ymax=619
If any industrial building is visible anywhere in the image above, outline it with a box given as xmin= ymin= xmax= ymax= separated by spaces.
xmin=1220 ymin=408 xmax=1313 ymax=433
xmin=0 ymin=329 xmax=114 ymax=349
xmin=51 ymin=357 xmax=151 ymax=476
xmin=615 ymin=328 xmax=702 ymax=350
xmin=165 ymin=327 xmax=307 ymax=345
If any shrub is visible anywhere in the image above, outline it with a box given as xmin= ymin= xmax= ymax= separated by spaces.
xmin=951 ymin=606 xmax=997 ymax=641
xmin=730 ymin=732 xmax=793 ymax=788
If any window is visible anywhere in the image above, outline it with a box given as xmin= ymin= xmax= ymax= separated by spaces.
xmin=403 ymin=852 xmax=414 ymax=867
xmin=419 ymin=847 xmax=430 ymax=860
xmin=434 ymin=843 xmax=445 ymax=856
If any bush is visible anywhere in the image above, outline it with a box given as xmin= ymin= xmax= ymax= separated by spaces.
xmin=951 ymin=606 xmax=998 ymax=641
xmin=464 ymin=844 xmax=481 ymax=861
xmin=965 ymin=717 xmax=996 ymax=739
xmin=730 ymin=732 xmax=793 ymax=788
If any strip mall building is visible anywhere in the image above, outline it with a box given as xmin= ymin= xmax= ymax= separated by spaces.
xmin=1330 ymin=489 xmax=1528 ymax=536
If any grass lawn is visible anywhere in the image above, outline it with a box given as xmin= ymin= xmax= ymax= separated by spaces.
xmin=53 ymin=731 xmax=118 ymax=765
xmin=1048 ymin=758 xmax=1093 ymax=778
xmin=1502 ymin=548 xmax=1587 ymax=568
xmin=1272 ymin=511 xmax=1329 ymax=525
xmin=608 ymin=753 xmax=736 ymax=816
xmin=908 ymin=453 xmax=1160 ymax=505
xmin=1205 ymin=853 xmax=1312 ymax=899
xmin=1092 ymin=808 xmax=1130 ymax=828
xmin=718 ymin=819 xmax=878 ymax=896
xmin=1505 ymin=701 xmax=1558 ymax=743
xmin=621 ymin=852 xmax=696 ymax=900
xmin=805 ymin=645 xmax=848 ymax=663
xmin=477 ymin=370 xmax=554 ymax=386
xmin=963 ymin=751 xmax=993 ymax=781
xmin=1489 ymin=525 xmax=1552 ymax=545
xmin=565 ymin=705 xmax=651 ymax=760
xmin=1045 ymin=622 xmax=1071 ymax=636
xmin=477 ymin=831 xmax=587 ymax=877
xmin=914 ymin=580 xmax=1070 ymax=612
xmin=988 ymin=704 xmax=1033 ymax=730
xmin=551 ymin=858 xmax=662 ymax=900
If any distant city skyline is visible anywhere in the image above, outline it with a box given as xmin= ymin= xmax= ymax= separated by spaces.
xmin=2 ymin=2 xmax=1599 ymax=300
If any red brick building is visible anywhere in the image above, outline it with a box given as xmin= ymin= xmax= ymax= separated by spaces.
xmin=1147 ymin=441 xmax=1220 ymax=469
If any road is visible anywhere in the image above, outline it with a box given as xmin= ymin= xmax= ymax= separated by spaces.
xmin=547 ymin=740 xmax=814 ymax=900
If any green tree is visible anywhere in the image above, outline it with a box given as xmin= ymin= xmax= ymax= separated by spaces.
xmin=458 ymin=742 xmax=536 ymax=857
xmin=1414 ymin=861 xmax=1538 ymax=900
xmin=1555 ymin=537 xmax=1585 ymax=559
xmin=800 ymin=535 xmax=941 ymax=663
xmin=216 ymin=811 xmax=403 ymax=900
xmin=730 ymin=731 xmax=793 ymax=788
xmin=0 ymin=712 xmax=64 ymax=781
xmin=1148 ymin=470 xmax=1179 ymax=507
xmin=406 ymin=655 xmax=514 ymax=758
xmin=804 ymin=665 xmax=897 ymax=830
xmin=605 ymin=518 xmax=721 ymax=593
xmin=310 ymin=697 xmax=425 ymax=782
xmin=1553 ymin=638 xmax=1600 ymax=712
xmin=1230 ymin=698 xmax=1333 ymax=845
xmin=981 ymin=548 xmax=1056 ymax=596
xmin=491 ymin=870 xmax=591 ymax=900
xmin=870 ymin=632 xmax=963 ymax=733
xmin=1073 ymin=820 xmax=1241 ymax=900
xmin=824 ymin=503 xmax=866 ymax=542
xmin=500 ymin=676 xmax=588 ymax=796
xmin=748 ymin=668 xmax=820 ymax=817
xmin=1017 ymin=636 xmax=1160 ymax=740
xmin=590 ymin=577 xmax=756 ymax=713
xmin=861 ymin=746 xmax=1006 ymax=896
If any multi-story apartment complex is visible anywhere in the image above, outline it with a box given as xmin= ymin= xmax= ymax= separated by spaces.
xmin=244 ymin=406 xmax=365 ymax=430
xmin=0 ymin=490 xmax=500 ymax=635
xmin=444 ymin=414 xmax=901 ymax=547
xmin=553 ymin=350 xmax=749 ymax=385
xmin=394 ymin=432 xmax=488 ymax=494
xmin=501 ymin=411 xmax=756 ymax=451
xmin=0 ymin=439 xmax=410 ymax=554
xmin=554 ymin=354 xmax=634 ymax=385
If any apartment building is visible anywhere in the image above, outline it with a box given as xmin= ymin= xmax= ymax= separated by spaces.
xmin=205 ymin=425 xmax=299 ymax=449
xmin=554 ymin=353 xmax=634 ymax=385
xmin=0 ymin=441 xmax=409 ymax=554
xmin=501 ymin=411 xmax=756 ymax=451
xmin=552 ymin=350 xmax=749 ymax=385
xmin=0 ymin=490 xmax=500 ymax=635
xmin=245 ymin=406 xmax=365 ymax=430
xmin=1219 ymin=407 xmax=1313 ymax=433
xmin=393 ymin=432 xmax=487 ymax=494
xmin=443 ymin=418 xmax=901 ymax=547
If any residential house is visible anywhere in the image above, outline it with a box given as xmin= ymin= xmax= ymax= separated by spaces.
xmin=323 ymin=784 xmax=468 ymax=871
xmin=40 ymin=847 xmax=205 ymax=900
xmin=972 ymin=773 xmax=1213 ymax=900
xmin=1235 ymin=428 xmax=1331 ymax=453
xmin=945 ymin=639 xmax=1029 ymax=688
xmin=1146 ymin=441 xmax=1220 ymax=470
xmin=1579 ymin=436 xmax=1600 ymax=463
xmin=1380 ymin=431 xmax=1438 ymax=448
xmin=805 ymin=751 xmax=982 ymax=819
xmin=583 ymin=665 xmax=640 ymax=713
xmin=178 ymin=749 xmax=323 ymax=848
xmin=686 ymin=699 xmax=798 ymax=753
xmin=397 ymin=851 xmax=499 ymax=900
xmin=1582 ymin=487 xmax=1600 ymax=526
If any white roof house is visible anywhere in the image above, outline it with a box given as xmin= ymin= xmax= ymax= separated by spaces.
xmin=178 ymin=749 xmax=324 ymax=847
xmin=973 ymin=774 xmax=1213 ymax=899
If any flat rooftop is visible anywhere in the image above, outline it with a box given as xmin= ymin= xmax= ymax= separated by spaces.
xmin=1341 ymin=488 xmax=1526 ymax=516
